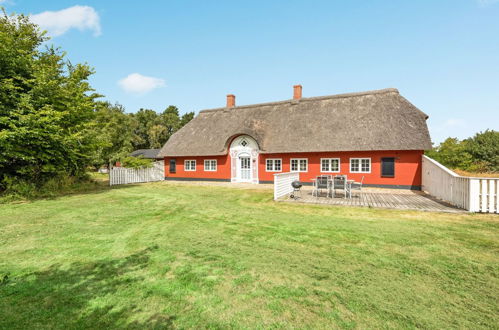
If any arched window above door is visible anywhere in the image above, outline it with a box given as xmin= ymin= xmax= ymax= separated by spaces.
xmin=230 ymin=135 xmax=259 ymax=151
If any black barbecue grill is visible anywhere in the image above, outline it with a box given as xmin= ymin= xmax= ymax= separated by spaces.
xmin=290 ymin=180 xmax=302 ymax=200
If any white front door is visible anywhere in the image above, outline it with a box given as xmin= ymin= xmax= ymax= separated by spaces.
xmin=230 ymin=135 xmax=259 ymax=184
xmin=238 ymin=156 xmax=251 ymax=182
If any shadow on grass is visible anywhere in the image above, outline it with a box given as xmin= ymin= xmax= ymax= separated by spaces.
xmin=0 ymin=246 xmax=176 ymax=329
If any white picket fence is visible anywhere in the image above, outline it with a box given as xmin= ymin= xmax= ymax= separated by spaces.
xmin=109 ymin=160 xmax=164 ymax=186
xmin=422 ymin=155 xmax=498 ymax=213
xmin=274 ymin=172 xmax=300 ymax=200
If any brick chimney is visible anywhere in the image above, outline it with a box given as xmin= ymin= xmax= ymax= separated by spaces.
xmin=293 ymin=85 xmax=302 ymax=99
xmin=226 ymin=94 xmax=235 ymax=108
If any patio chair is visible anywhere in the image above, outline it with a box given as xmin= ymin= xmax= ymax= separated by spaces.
xmin=333 ymin=175 xmax=347 ymax=198
xmin=313 ymin=175 xmax=330 ymax=198
xmin=349 ymin=176 xmax=364 ymax=198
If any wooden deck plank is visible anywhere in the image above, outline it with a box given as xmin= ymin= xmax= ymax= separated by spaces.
xmin=281 ymin=187 xmax=464 ymax=213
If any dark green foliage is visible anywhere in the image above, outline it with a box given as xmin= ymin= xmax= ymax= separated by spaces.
xmin=0 ymin=173 xmax=102 ymax=202
xmin=131 ymin=106 xmax=194 ymax=149
xmin=180 ymin=111 xmax=194 ymax=127
xmin=0 ymin=12 xmax=100 ymax=189
xmin=91 ymin=104 xmax=194 ymax=167
xmin=465 ymin=130 xmax=499 ymax=172
xmin=426 ymin=138 xmax=473 ymax=170
xmin=132 ymin=108 xmax=159 ymax=149
xmin=92 ymin=101 xmax=137 ymax=167
xmin=426 ymin=130 xmax=499 ymax=172
xmin=120 ymin=156 xmax=153 ymax=169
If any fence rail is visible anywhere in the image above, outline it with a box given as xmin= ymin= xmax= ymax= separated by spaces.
xmin=110 ymin=160 xmax=164 ymax=186
xmin=422 ymin=155 xmax=498 ymax=213
xmin=274 ymin=172 xmax=300 ymax=200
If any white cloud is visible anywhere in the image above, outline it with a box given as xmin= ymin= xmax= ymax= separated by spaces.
xmin=30 ymin=5 xmax=101 ymax=37
xmin=118 ymin=73 xmax=166 ymax=94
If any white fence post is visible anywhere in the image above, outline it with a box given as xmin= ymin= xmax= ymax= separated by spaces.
xmin=273 ymin=172 xmax=300 ymax=200
xmin=469 ymin=179 xmax=480 ymax=212
xmin=109 ymin=160 xmax=165 ymax=186
xmin=422 ymin=155 xmax=498 ymax=213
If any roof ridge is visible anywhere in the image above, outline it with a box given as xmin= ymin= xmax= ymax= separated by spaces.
xmin=199 ymin=88 xmax=399 ymax=113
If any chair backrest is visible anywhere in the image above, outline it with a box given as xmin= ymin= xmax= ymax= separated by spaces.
xmin=316 ymin=175 xmax=329 ymax=189
xmin=333 ymin=175 xmax=345 ymax=188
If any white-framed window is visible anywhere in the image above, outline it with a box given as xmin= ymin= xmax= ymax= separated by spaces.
xmin=266 ymin=159 xmax=282 ymax=172
xmin=350 ymin=158 xmax=371 ymax=173
xmin=204 ymin=159 xmax=217 ymax=171
xmin=321 ymin=158 xmax=340 ymax=172
xmin=184 ymin=160 xmax=196 ymax=171
xmin=290 ymin=158 xmax=308 ymax=172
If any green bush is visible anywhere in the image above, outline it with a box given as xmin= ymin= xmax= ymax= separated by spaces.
xmin=119 ymin=156 xmax=153 ymax=169
xmin=426 ymin=130 xmax=498 ymax=173
xmin=0 ymin=173 xmax=101 ymax=202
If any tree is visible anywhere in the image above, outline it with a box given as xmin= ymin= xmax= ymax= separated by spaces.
xmin=147 ymin=124 xmax=167 ymax=148
xmin=180 ymin=111 xmax=195 ymax=127
xmin=131 ymin=108 xmax=158 ymax=149
xmin=0 ymin=12 xmax=100 ymax=187
xmin=160 ymin=106 xmax=181 ymax=139
xmin=465 ymin=130 xmax=499 ymax=172
xmin=425 ymin=138 xmax=473 ymax=170
xmin=92 ymin=102 xmax=136 ymax=167
xmin=157 ymin=106 xmax=194 ymax=146
xmin=126 ymin=106 xmax=194 ymax=152
xmin=426 ymin=130 xmax=499 ymax=173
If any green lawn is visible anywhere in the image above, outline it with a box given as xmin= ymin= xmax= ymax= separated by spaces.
xmin=1 ymin=181 xmax=498 ymax=329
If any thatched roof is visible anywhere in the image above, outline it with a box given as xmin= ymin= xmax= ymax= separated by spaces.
xmin=130 ymin=149 xmax=161 ymax=159
xmin=159 ymin=88 xmax=432 ymax=157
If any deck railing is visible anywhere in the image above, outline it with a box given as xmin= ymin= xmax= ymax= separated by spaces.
xmin=273 ymin=172 xmax=300 ymax=200
xmin=110 ymin=160 xmax=164 ymax=186
xmin=422 ymin=155 xmax=498 ymax=213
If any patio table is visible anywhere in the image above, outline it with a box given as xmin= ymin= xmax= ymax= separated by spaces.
xmin=310 ymin=178 xmax=355 ymax=198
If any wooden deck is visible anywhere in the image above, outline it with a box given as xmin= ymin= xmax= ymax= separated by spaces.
xmin=279 ymin=186 xmax=464 ymax=213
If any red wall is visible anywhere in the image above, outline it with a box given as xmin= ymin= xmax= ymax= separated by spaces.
xmin=164 ymin=150 xmax=424 ymax=188
xmin=165 ymin=155 xmax=231 ymax=180
xmin=258 ymin=150 xmax=423 ymax=187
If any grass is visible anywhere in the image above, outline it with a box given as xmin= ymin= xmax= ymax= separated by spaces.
xmin=0 ymin=172 xmax=109 ymax=204
xmin=1 ymin=180 xmax=498 ymax=329
xmin=453 ymin=169 xmax=499 ymax=178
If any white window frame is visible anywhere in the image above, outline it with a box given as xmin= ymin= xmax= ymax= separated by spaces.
xmin=204 ymin=159 xmax=217 ymax=172
xmin=320 ymin=158 xmax=340 ymax=173
xmin=350 ymin=158 xmax=371 ymax=173
xmin=184 ymin=159 xmax=196 ymax=171
xmin=266 ymin=158 xmax=282 ymax=172
xmin=290 ymin=158 xmax=308 ymax=172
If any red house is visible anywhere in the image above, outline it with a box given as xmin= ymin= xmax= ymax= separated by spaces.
xmin=158 ymin=86 xmax=432 ymax=189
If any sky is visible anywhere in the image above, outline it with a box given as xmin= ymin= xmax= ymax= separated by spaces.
xmin=2 ymin=0 xmax=499 ymax=144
